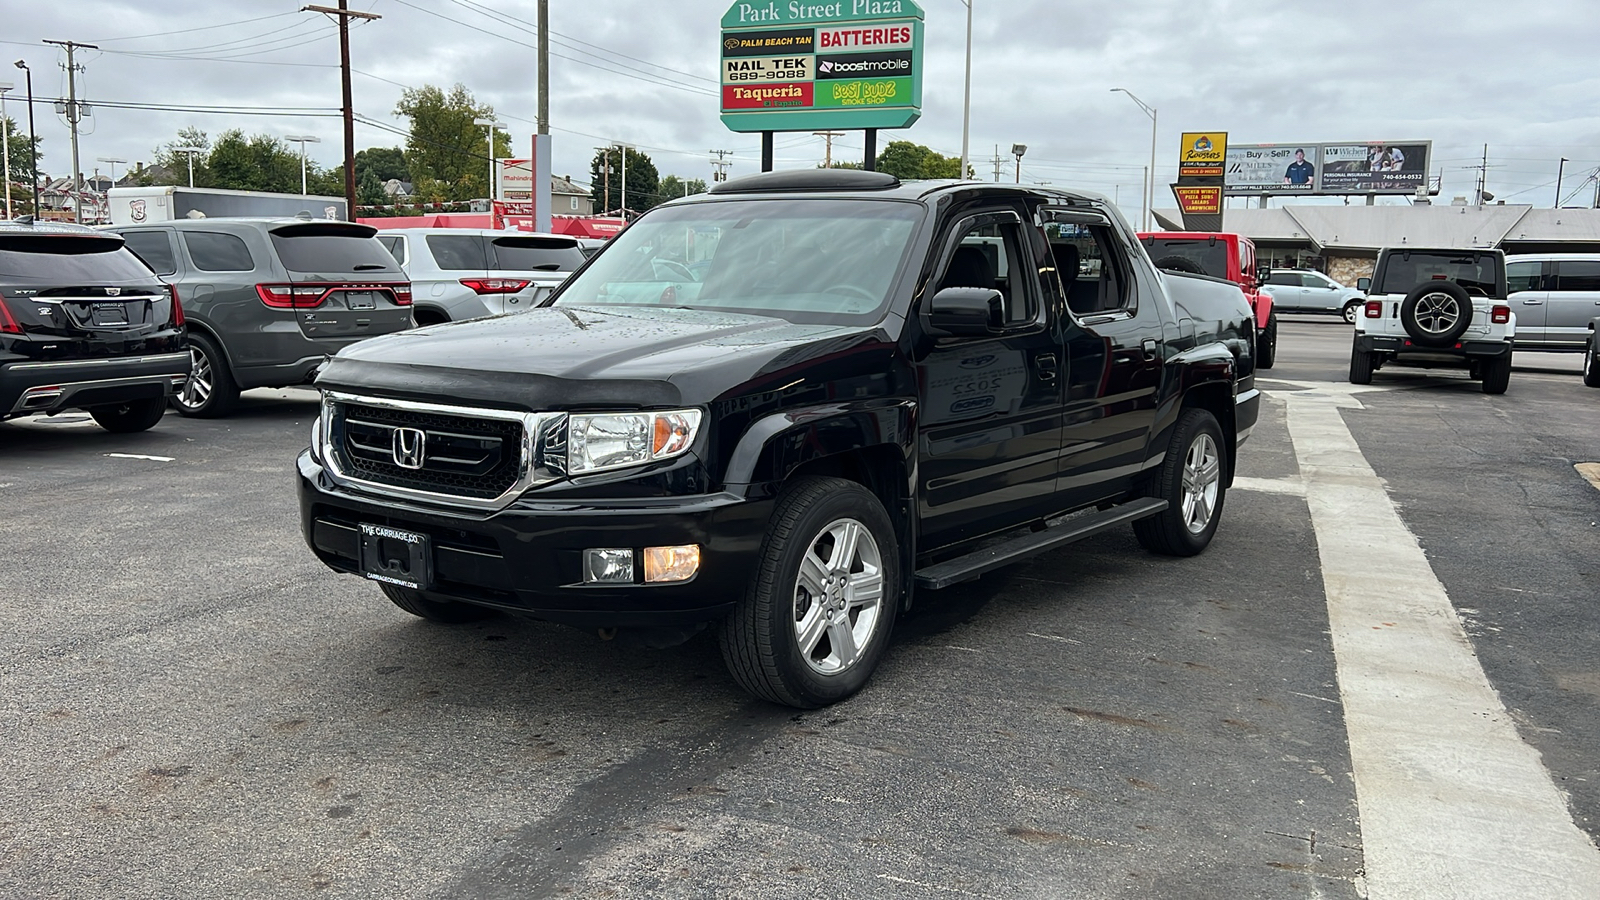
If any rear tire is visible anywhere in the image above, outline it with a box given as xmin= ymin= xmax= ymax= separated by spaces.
xmin=1257 ymin=313 xmax=1278 ymax=369
xmin=379 ymin=583 xmax=493 ymax=623
xmin=719 ymin=476 xmax=900 ymax=708
xmin=1481 ymin=354 xmax=1511 ymax=394
xmin=1134 ymin=408 xmax=1227 ymax=557
xmin=89 ymin=397 xmax=166 ymax=433
xmin=1349 ymin=339 xmax=1374 ymax=385
xmin=1343 ymin=301 xmax=1362 ymax=325
xmin=173 ymin=333 xmax=240 ymax=418
xmin=1583 ymin=335 xmax=1600 ymax=388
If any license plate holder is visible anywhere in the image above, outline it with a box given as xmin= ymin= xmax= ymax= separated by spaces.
xmin=92 ymin=303 xmax=129 ymax=326
xmin=344 ymin=290 xmax=376 ymax=310
xmin=359 ymin=523 xmax=434 ymax=590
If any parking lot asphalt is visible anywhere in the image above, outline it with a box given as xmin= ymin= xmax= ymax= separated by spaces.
xmin=2 ymin=315 xmax=1597 ymax=899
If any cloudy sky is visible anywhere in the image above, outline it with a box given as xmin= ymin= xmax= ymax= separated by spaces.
xmin=4 ymin=0 xmax=1598 ymax=219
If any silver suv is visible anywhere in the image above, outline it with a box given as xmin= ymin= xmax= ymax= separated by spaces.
xmin=1261 ymin=268 xmax=1367 ymax=322
xmin=106 ymin=218 xmax=414 ymax=417
xmin=1350 ymin=247 xmax=1513 ymax=394
xmin=373 ymin=229 xmax=586 ymax=325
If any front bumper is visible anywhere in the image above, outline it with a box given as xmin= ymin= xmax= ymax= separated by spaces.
xmin=298 ymin=451 xmax=774 ymax=628
xmin=1 ymin=352 xmax=189 ymax=416
xmin=1356 ymin=333 xmax=1512 ymax=364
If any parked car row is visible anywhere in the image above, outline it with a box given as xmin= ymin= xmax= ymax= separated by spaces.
xmin=2 ymin=216 xmax=592 ymax=431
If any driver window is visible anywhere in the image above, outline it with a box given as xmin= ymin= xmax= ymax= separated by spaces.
xmin=939 ymin=220 xmax=1036 ymax=326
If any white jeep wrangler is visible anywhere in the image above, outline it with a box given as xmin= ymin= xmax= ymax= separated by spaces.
xmin=1349 ymin=247 xmax=1515 ymax=394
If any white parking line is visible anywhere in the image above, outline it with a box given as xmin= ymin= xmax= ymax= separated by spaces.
xmin=104 ymin=453 xmax=175 ymax=462
xmin=1277 ymin=388 xmax=1600 ymax=898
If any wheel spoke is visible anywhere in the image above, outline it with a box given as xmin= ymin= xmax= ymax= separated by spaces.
xmin=1197 ymin=455 xmax=1221 ymax=486
xmin=797 ymin=550 xmax=829 ymax=598
xmin=847 ymin=569 xmax=884 ymax=609
xmin=795 ymin=604 xmax=829 ymax=656
xmin=1190 ymin=490 xmax=1213 ymax=528
xmin=827 ymin=617 xmax=860 ymax=667
xmin=829 ymin=521 xmax=862 ymax=572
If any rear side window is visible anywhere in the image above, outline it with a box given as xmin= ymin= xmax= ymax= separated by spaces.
xmin=270 ymin=230 xmax=401 ymax=274
xmin=1267 ymin=271 xmax=1300 ymax=286
xmin=425 ymin=235 xmax=486 ymax=270
xmin=0 ymin=236 xmax=157 ymax=282
xmin=377 ymin=235 xmax=406 ymax=265
xmin=120 ymin=230 xmax=177 ymax=276
xmin=489 ymin=236 xmax=585 ymax=272
xmin=1554 ymin=260 xmax=1600 ymax=292
xmin=183 ymin=231 xmax=256 ymax=272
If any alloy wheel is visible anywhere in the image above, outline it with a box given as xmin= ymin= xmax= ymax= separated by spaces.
xmin=791 ymin=517 xmax=885 ymax=676
xmin=178 ymin=346 xmax=213 ymax=411
xmin=1412 ymin=292 xmax=1461 ymax=336
xmin=1181 ymin=433 xmax=1222 ymax=534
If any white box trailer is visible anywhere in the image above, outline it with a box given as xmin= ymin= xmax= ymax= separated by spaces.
xmin=107 ymin=186 xmax=348 ymax=225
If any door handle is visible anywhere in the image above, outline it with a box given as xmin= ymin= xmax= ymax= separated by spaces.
xmin=1141 ymin=338 xmax=1159 ymax=358
xmin=1034 ymin=352 xmax=1058 ymax=380
xmin=1521 ymin=299 xmax=1544 ymax=305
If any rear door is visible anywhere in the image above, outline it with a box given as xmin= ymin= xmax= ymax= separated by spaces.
xmin=487 ymin=235 xmax=587 ymax=311
xmin=0 ymin=232 xmax=177 ymax=361
xmin=267 ymin=223 xmax=412 ymax=342
xmin=1549 ymin=259 xmax=1600 ymax=349
xmin=1265 ymin=271 xmax=1308 ymax=309
xmin=1506 ymin=258 xmax=1550 ymax=344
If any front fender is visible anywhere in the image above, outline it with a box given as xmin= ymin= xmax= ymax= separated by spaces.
xmin=721 ymin=399 xmax=917 ymax=496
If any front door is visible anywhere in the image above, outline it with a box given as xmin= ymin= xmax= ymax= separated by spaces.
xmin=914 ymin=206 xmax=1064 ymax=552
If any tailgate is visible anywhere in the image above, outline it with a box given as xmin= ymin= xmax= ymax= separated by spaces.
xmin=266 ymin=223 xmax=413 ymax=341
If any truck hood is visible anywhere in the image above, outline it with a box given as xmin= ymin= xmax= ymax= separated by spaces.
xmin=316 ymin=304 xmax=889 ymax=411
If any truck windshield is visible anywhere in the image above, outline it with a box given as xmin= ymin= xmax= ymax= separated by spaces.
xmin=1140 ymin=238 xmax=1229 ymax=280
xmin=552 ymin=199 xmax=923 ymax=325
xmin=1378 ymin=251 xmax=1503 ymax=297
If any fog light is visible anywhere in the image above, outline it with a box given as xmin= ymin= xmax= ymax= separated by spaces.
xmin=583 ymin=548 xmax=634 ymax=584
xmin=644 ymin=545 xmax=700 ymax=583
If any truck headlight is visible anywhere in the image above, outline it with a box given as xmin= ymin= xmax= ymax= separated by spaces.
xmin=568 ymin=408 xmax=702 ymax=475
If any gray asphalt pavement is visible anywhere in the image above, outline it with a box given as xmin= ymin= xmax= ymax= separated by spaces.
xmin=1 ymin=316 xmax=1596 ymax=898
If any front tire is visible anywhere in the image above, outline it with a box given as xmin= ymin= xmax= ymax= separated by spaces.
xmin=719 ymin=476 xmax=900 ymax=709
xmin=173 ymin=333 xmax=240 ymax=418
xmin=1134 ymin=409 xmax=1227 ymax=557
xmin=379 ymin=583 xmax=493 ymax=623
xmin=1257 ymin=313 xmax=1278 ymax=369
xmin=1481 ymin=354 xmax=1511 ymax=394
xmin=1583 ymin=336 xmax=1600 ymax=388
xmin=89 ymin=397 xmax=166 ymax=433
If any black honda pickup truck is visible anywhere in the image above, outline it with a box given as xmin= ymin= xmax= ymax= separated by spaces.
xmin=299 ymin=170 xmax=1260 ymax=707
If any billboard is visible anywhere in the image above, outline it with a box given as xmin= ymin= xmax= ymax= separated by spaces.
xmin=1178 ymin=132 xmax=1227 ymax=179
xmin=1224 ymin=141 xmax=1431 ymax=196
xmin=720 ymin=1 xmax=924 ymax=133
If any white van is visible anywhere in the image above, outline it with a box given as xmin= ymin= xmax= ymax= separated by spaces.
xmin=1505 ymin=253 xmax=1600 ymax=352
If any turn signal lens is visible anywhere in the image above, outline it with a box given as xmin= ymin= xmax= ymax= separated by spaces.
xmin=653 ymin=412 xmax=695 ymax=456
xmin=1491 ymin=305 xmax=1511 ymax=324
xmin=1364 ymin=300 xmax=1383 ymax=318
xmin=644 ymin=545 xmax=700 ymax=583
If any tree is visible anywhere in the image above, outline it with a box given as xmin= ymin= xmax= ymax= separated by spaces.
xmin=874 ymin=141 xmax=970 ymax=180
xmin=3 ymin=117 xmax=41 ymax=214
xmin=357 ymin=169 xmax=388 ymax=209
xmin=394 ymin=83 xmax=510 ymax=201
xmin=588 ymin=146 xmax=659 ymax=215
xmin=655 ymin=174 xmax=707 ymax=204
xmin=355 ymin=146 xmax=408 ymax=184
xmin=207 ymin=130 xmax=303 ymax=193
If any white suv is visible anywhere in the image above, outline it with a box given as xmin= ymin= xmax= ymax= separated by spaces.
xmin=1350 ymin=247 xmax=1515 ymax=394
xmin=374 ymin=228 xmax=586 ymax=325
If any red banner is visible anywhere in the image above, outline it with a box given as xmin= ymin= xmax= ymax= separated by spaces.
xmin=1173 ymin=185 xmax=1223 ymax=215
xmin=722 ymin=82 xmax=813 ymax=110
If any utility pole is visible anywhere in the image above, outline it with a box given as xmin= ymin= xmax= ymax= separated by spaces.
xmin=597 ymin=146 xmax=611 ymax=213
xmin=42 ymin=39 xmax=96 ymax=223
xmin=537 ymin=0 xmax=549 ymax=136
xmin=709 ymin=149 xmax=732 ymax=183
xmin=303 ymin=3 xmax=381 ymax=218
xmin=990 ymin=145 xmax=1004 ymax=183
xmin=813 ymin=131 xmax=845 ymax=168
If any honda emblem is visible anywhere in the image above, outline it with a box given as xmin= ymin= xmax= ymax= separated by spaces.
xmin=391 ymin=427 xmax=427 ymax=470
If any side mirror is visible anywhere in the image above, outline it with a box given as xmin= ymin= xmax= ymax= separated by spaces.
xmin=924 ymin=286 xmax=1002 ymax=337
xmin=1255 ymin=265 xmax=1271 ymax=285
xmin=1356 ymin=277 xmax=1371 ymax=292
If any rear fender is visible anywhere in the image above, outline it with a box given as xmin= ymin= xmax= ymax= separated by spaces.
xmin=1154 ymin=343 xmax=1239 ymax=485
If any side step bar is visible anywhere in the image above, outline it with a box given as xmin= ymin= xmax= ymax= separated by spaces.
xmin=913 ymin=497 xmax=1168 ymax=591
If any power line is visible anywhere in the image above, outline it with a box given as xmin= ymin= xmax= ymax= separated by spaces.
xmin=444 ymin=0 xmax=718 ymax=85
xmin=84 ymin=12 xmax=300 ymax=44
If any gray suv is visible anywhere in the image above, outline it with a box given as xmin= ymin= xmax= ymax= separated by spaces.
xmin=106 ymin=218 xmax=413 ymax=417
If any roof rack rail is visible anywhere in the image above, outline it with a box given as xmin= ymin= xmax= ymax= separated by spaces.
xmin=708 ymin=168 xmax=900 ymax=195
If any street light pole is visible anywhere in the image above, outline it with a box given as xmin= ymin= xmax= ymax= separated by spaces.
xmin=286 ymin=135 xmax=321 ymax=196
xmin=1555 ymin=157 xmax=1568 ymax=208
xmin=1111 ymin=88 xmax=1157 ymax=231
xmin=172 ymin=147 xmax=204 ymax=188
xmin=614 ymin=142 xmax=634 ymax=221
xmin=1011 ymin=143 xmax=1026 ymax=184
xmin=959 ymin=0 xmax=972 ymax=181
xmin=12 ymin=60 xmax=37 ymax=216
xmin=0 ymin=81 xmax=11 ymax=219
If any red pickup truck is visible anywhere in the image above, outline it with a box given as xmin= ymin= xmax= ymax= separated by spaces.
xmin=1138 ymin=231 xmax=1277 ymax=368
